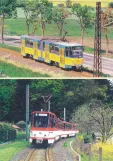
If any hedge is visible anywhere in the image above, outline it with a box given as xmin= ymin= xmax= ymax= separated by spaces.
xmin=0 ymin=122 xmax=16 ymax=143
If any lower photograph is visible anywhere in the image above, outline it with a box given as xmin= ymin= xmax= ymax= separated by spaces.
xmin=0 ymin=79 xmax=113 ymax=161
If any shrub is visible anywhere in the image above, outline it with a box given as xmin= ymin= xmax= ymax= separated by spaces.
xmin=16 ymin=131 xmax=26 ymax=140
xmin=65 ymin=0 xmax=72 ymax=8
xmin=16 ymin=121 xmax=26 ymax=130
xmin=84 ymin=135 xmax=92 ymax=143
xmin=0 ymin=122 xmax=16 ymax=143
xmin=108 ymin=2 xmax=113 ymax=8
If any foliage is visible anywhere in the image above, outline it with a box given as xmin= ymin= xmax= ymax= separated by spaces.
xmin=72 ymin=99 xmax=113 ymax=142
xmin=0 ymin=140 xmax=29 ymax=161
xmin=84 ymin=134 xmax=92 ymax=143
xmin=0 ymin=122 xmax=16 ymax=143
xmin=52 ymin=7 xmax=70 ymax=39
xmin=0 ymin=0 xmax=17 ymax=43
xmin=101 ymin=8 xmax=113 ymax=56
xmin=108 ymin=2 xmax=113 ymax=8
xmin=65 ymin=0 xmax=72 ymax=8
xmin=16 ymin=131 xmax=26 ymax=140
xmin=37 ymin=0 xmax=53 ymax=37
xmin=71 ymin=3 xmax=94 ymax=45
xmin=16 ymin=121 xmax=26 ymax=130
xmin=18 ymin=0 xmax=34 ymax=35
xmin=1 ymin=79 xmax=113 ymax=126
xmin=0 ymin=80 xmax=16 ymax=120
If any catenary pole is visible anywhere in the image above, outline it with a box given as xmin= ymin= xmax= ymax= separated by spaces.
xmin=64 ymin=108 xmax=66 ymax=121
xmin=26 ymin=83 xmax=29 ymax=141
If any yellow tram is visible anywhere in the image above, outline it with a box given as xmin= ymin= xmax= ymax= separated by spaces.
xmin=21 ymin=36 xmax=83 ymax=69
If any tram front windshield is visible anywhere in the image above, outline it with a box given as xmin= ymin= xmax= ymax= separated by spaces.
xmin=34 ymin=113 xmax=48 ymax=128
xmin=70 ymin=46 xmax=83 ymax=58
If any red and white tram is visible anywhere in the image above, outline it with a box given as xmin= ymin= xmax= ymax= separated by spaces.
xmin=29 ymin=111 xmax=79 ymax=145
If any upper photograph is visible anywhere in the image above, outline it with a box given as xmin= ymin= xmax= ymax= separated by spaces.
xmin=0 ymin=0 xmax=112 ymax=78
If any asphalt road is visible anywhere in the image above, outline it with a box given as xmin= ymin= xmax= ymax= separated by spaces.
xmin=0 ymin=36 xmax=113 ymax=76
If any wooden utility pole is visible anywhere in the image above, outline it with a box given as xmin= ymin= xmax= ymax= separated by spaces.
xmin=93 ymin=2 xmax=102 ymax=77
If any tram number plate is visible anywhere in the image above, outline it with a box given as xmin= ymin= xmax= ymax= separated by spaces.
xmin=36 ymin=139 xmax=43 ymax=143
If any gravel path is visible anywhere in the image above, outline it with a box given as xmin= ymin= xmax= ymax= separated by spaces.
xmin=10 ymin=147 xmax=32 ymax=161
xmin=52 ymin=138 xmax=77 ymax=161
xmin=10 ymin=145 xmax=47 ymax=161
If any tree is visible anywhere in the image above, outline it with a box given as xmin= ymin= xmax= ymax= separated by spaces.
xmin=0 ymin=80 xmax=16 ymax=120
xmin=65 ymin=0 xmax=72 ymax=8
xmin=71 ymin=3 xmax=94 ymax=45
xmin=72 ymin=100 xmax=113 ymax=143
xmin=52 ymin=7 xmax=70 ymax=39
xmin=0 ymin=0 xmax=17 ymax=43
xmin=36 ymin=0 xmax=53 ymax=37
xmin=18 ymin=0 xmax=33 ymax=35
xmin=108 ymin=2 xmax=113 ymax=8
xmin=101 ymin=8 xmax=113 ymax=56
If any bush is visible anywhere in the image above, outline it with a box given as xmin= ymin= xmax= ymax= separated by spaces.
xmin=108 ymin=2 xmax=113 ymax=8
xmin=16 ymin=121 xmax=26 ymax=130
xmin=16 ymin=131 xmax=26 ymax=140
xmin=0 ymin=122 xmax=16 ymax=143
xmin=84 ymin=135 xmax=92 ymax=143
xmin=65 ymin=0 xmax=72 ymax=8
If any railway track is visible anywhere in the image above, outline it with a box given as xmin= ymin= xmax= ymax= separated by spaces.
xmin=22 ymin=145 xmax=53 ymax=161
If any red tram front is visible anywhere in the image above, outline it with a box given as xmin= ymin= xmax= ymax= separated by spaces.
xmin=29 ymin=111 xmax=79 ymax=145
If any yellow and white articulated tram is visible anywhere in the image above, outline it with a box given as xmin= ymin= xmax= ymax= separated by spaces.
xmin=30 ymin=111 xmax=79 ymax=145
xmin=21 ymin=36 xmax=83 ymax=70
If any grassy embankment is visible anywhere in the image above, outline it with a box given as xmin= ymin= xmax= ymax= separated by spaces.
xmin=0 ymin=140 xmax=29 ymax=161
xmin=0 ymin=60 xmax=49 ymax=77
xmin=0 ymin=44 xmax=50 ymax=77
xmin=72 ymin=134 xmax=113 ymax=161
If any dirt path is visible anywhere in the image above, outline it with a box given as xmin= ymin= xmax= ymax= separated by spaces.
xmin=0 ymin=47 xmax=93 ymax=77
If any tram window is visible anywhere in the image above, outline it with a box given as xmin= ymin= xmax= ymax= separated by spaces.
xmin=38 ymin=42 xmax=40 ymax=49
xmin=25 ymin=39 xmax=33 ymax=48
xmin=65 ymin=47 xmax=69 ymax=57
xmin=29 ymin=40 xmax=33 ymax=48
xmin=49 ymin=43 xmax=54 ymax=53
xmin=54 ymin=45 xmax=59 ymax=54
xmin=34 ymin=115 xmax=48 ymax=128
xmin=25 ymin=39 xmax=29 ymax=47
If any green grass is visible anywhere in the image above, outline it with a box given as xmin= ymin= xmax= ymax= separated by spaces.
xmin=0 ymin=60 xmax=50 ymax=77
xmin=0 ymin=43 xmax=21 ymax=52
xmin=0 ymin=140 xmax=29 ymax=161
xmin=4 ymin=18 xmax=113 ymax=39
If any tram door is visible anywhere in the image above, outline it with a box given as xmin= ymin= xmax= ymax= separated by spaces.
xmin=21 ymin=39 xmax=25 ymax=56
xmin=33 ymin=42 xmax=37 ymax=59
xmin=60 ymin=48 xmax=65 ymax=68
xmin=45 ymin=44 xmax=49 ymax=63
xmin=38 ymin=40 xmax=44 ymax=58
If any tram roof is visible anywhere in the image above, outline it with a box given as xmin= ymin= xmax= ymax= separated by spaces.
xmin=21 ymin=35 xmax=82 ymax=47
